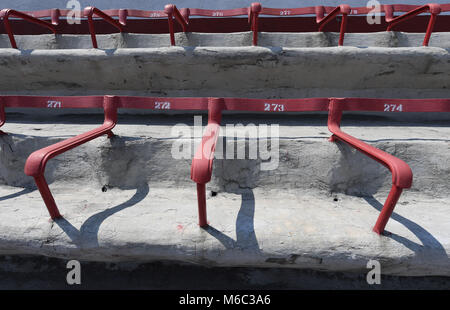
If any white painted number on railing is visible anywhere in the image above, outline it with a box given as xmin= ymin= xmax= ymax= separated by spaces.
xmin=155 ymin=101 xmax=171 ymax=110
xmin=150 ymin=12 xmax=162 ymax=17
xmin=264 ymin=103 xmax=285 ymax=112
xmin=384 ymin=104 xmax=403 ymax=112
xmin=47 ymin=100 xmax=62 ymax=108
xmin=212 ymin=11 xmax=224 ymax=16
xmin=280 ymin=10 xmax=291 ymax=15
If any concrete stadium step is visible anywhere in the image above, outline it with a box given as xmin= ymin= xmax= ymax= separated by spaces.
xmin=1 ymin=44 xmax=449 ymax=99
xmin=0 ymin=115 xmax=449 ymax=276
xmin=0 ymin=185 xmax=448 ymax=276
xmin=0 ymin=115 xmax=449 ymax=195
xmin=1 ymin=32 xmax=450 ymax=49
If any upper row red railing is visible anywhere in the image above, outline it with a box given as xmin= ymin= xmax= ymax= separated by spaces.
xmin=1 ymin=3 xmax=449 ymax=48
xmin=1 ymin=95 xmax=450 ymax=235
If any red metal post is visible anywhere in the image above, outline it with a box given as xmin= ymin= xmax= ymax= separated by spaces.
xmin=34 ymin=175 xmax=61 ymax=219
xmin=197 ymin=183 xmax=207 ymax=227
xmin=165 ymin=5 xmax=176 ymax=46
xmin=51 ymin=9 xmax=60 ymax=25
xmin=250 ymin=2 xmax=262 ymax=46
xmin=373 ymin=185 xmax=403 ymax=234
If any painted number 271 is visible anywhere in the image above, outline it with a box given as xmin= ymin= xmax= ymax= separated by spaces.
xmin=47 ymin=100 xmax=61 ymax=108
xmin=384 ymin=104 xmax=403 ymax=112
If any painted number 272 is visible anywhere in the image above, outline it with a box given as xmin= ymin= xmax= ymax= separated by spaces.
xmin=384 ymin=104 xmax=403 ymax=112
xmin=155 ymin=101 xmax=170 ymax=109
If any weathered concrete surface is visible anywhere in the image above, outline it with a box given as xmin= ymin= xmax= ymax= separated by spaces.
xmin=2 ymin=31 xmax=450 ymax=49
xmin=1 ymin=35 xmax=450 ymax=99
xmin=0 ymin=114 xmax=449 ymax=276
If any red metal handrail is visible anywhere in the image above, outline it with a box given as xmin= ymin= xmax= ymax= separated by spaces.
xmin=24 ymin=96 xmax=118 ymax=219
xmin=385 ymin=3 xmax=441 ymax=46
xmin=83 ymin=6 xmax=125 ymax=48
xmin=0 ymin=9 xmax=57 ymax=49
xmin=164 ymin=4 xmax=189 ymax=46
xmin=327 ymin=98 xmax=413 ymax=234
xmin=315 ymin=4 xmax=351 ymax=46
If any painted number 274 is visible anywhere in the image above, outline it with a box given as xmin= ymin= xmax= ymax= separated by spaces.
xmin=384 ymin=104 xmax=403 ymax=112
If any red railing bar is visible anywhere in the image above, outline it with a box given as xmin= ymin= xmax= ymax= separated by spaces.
xmin=327 ymin=98 xmax=413 ymax=234
xmin=23 ymin=96 xmax=118 ymax=219
xmin=83 ymin=6 xmax=125 ymax=48
xmin=164 ymin=4 xmax=189 ymax=46
xmin=248 ymin=2 xmax=262 ymax=45
xmin=316 ymin=4 xmax=351 ymax=46
xmin=385 ymin=4 xmax=441 ymax=46
xmin=338 ymin=97 xmax=450 ymax=112
xmin=116 ymin=96 xmax=208 ymax=110
xmin=223 ymin=97 xmax=329 ymax=111
xmin=441 ymin=3 xmax=450 ymax=11
xmin=0 ymin=9 xmax=57 ymax=49
xmin=1 ymin=95 xmax=450 ymax=112
xmin=260 ymin=6 xmax=316 ymax=15
xmin=189 ymin=7 xmax=249 ymax=17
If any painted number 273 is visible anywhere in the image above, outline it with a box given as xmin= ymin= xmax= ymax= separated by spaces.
xmin=384 ymin=104 xmax=403 ymax=112
xmin=264 ymin=103 xmax=285 ymax=112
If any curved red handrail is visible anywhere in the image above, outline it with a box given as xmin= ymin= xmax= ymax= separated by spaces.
xmin=327 ymin=98 xmax=413 ymax=234
xmin=385 ymin=3 xmax=441 ymax=46
xmin=83 ymin=6 xmax=125 ymax=48
xmin=24 ymin=96 xmax=118 ymax=219
xmin=0 ymin=8 xmax=57 ymax=49
xmin=191 ymin=98 xmax=224 ymax=227
xmin=315 ymin=4 xmax=351 ymax=46
xmin=164 ymin=4 xmax=189 ymax=46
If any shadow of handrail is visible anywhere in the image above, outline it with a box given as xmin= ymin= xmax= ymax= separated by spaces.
xmin=54 ymin=183 xmax=149 ymax=247
xmin=364 ymin=196 xmax=447 ymax=258
xmin=0 ymin=187 xmax=34 ymax=202
xmin=204 ymin=189 xmax=260 ymax=252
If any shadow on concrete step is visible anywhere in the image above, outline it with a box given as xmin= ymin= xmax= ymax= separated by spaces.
xmin=0 ymin=188 xmax=34 ymax=201
xmin=364 ymin=196 xmax=447 ymax=259
xmin=53 ymin=183 xmax=149 ymax=247
xmin=203 ymin=189 xmax=260 ymax=253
